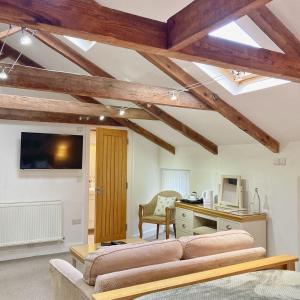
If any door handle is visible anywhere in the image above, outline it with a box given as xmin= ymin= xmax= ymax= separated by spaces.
xmin=95 ymin=187 xmax=103 ymax=194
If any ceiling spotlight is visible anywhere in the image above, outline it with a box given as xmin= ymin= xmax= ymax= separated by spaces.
xmin=170 ymin=91 xmax=177 ymax=101
xmin=20 ymin=29 xmax=32 ymax=46
xmin=119 ymin=108 xmax=125 ymax=116
xmin=0 ymin=69 xmax=8 ymax=80
xmin=79 ymin=116 xmax=83 ymax=121
xmin=99 ymin=115 xmax=105 ymax=121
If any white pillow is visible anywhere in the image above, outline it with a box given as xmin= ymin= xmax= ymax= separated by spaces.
xmin=154 ymin=195 xmax=177 ymax=216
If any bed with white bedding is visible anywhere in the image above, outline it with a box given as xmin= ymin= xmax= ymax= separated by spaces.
xmin=137 ymin=270 xmax=300 ymax=300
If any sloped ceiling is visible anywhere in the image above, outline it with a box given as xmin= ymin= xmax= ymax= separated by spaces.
xmin=0 ymin=0 xmax=299 ymax=148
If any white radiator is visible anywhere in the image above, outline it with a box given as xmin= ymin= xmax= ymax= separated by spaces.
xmin=0 ymin=201 xmax=63 ymax=247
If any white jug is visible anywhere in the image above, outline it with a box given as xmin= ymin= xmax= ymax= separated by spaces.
xmin=202 ymin=190 xmax=214 ymax=208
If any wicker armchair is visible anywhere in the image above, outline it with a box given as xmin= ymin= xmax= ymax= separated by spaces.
xmin=138 ymin=190 xmax=182 ymax=239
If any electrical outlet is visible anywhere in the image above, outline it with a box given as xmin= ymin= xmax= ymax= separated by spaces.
xmin=72 ymin=219 xmax=82 ymax=225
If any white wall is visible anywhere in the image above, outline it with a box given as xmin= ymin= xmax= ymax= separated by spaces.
xmin=0 ymin=120 xmax=89 ymax=260
xmin=0 ymin=121 xmax=160 ymax=260
xmin=127 ymin=131 xmax=160 ymax=238
xmin=159 ymin=143 xmax=300 ymax=259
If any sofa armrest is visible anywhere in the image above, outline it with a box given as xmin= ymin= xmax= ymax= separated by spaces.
xmin=49 ymin=259 xmax=94 ymax=300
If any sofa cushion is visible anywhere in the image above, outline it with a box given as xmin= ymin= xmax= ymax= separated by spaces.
xmin=83 ymin=239 xmax=183 ymax=285
xmin=179 ymin=230 xmax=254 ymax=259
xmin=94 ymin=247 xmax=266 ymax=292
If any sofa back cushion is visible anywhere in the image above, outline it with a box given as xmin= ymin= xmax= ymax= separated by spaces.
xmin=83 ymin=239 xmax=183 ymax=285
xmin=94 ymin=247 xmax=266 ymax=292
xmin=179 ymin=230 xmax=254 ymax=259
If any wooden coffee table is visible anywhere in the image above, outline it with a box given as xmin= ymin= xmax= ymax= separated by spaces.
xmin=70 ymin=237 xmax=145 ymax=267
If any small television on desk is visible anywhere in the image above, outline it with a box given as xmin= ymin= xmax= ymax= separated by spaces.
xmin=20 ymin=132 xmax=83 ymax=169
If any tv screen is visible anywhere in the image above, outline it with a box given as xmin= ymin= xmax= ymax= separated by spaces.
xmin=20 ymin=132 xmax=83 ymax=169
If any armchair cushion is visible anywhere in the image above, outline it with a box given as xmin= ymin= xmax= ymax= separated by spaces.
xmin=154 ymin=195 xmax=176 ymax=216
xmin=142 ymin=215 xmax=168 ymax=224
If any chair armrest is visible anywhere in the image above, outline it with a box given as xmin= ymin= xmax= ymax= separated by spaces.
xmin=166 ymin=207 xmax=176 ymax=221
xmin=139 ymin=202 xmax=155 ymax=216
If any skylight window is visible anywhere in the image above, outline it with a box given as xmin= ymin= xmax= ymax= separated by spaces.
xmin=195 ymin=21 xmax=289 ymax=95
xmin=209 ymin=21 xmax=260 ymax=48
xmin=64 ymin=36 xmax=96 ymax=52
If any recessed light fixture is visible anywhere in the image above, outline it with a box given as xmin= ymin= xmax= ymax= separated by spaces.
xmin=0 ymin=69 xmax=8 ymax=80
xmin=119 ymin=108 xmax=125 ymax=116
xmin=20 ymin=28 xmax=32 ymax=46
xmin=170 ymin=91 xmax=177 ymax=101
xmin=99 ymin=115 xmax=105 ymax=121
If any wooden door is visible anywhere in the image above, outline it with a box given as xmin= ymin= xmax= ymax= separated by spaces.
xmin=94 ymin=128 xmax=127 ymax=242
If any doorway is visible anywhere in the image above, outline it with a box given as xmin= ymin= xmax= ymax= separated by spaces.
xmin=88 ymin=128 xmax=128 ymax=243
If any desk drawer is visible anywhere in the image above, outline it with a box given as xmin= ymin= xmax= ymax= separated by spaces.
xmin=176 ymin=228 xmax=191 ymax=238
xmin=176 ymin=218 xmax=193 ymax=233
xmin=217 ymin=219 xmax=242 ymax=231
xmin=176 ymin=208 xmax=193 ymax=222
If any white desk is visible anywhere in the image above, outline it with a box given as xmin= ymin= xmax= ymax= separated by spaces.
xmin=175 ymin=202 xmax=267 ymax=249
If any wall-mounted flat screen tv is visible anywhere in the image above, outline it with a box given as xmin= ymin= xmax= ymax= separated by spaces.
xmin=20 ymin=132 xmax=83 ymax=169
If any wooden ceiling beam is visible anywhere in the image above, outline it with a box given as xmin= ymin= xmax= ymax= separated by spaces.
xmin=0 ymin=63 xmax=210 ymax=110
xmin=4 ymin=45 xmax=176 ymax=154
xmin=1 ymin=1 xmax=300 ymax=83
xmin=0 ymin=0 xmax=167 ymax=50
xmin=0 ymin=93 xmax=156 ymax=120
xmin=140 ymin=53 xmax=279 ymax=153
xmin=182 ymin=36 xmax=300 ymax=82
xmin=0 ymin=107 xmax=121 ymax=126
xmin=34 ymin=32 xmax=217 ymax=153
xmin=249 ymin=6 xmax=300 ymax=57
xmin=0 ymin=25 xmax=21 ymax=39
xmin=138 ymin=103 xmax=218 ymax=154
xmin=167 ymin=0 xmax=271 ymax=50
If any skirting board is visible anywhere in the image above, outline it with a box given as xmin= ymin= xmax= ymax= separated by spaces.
xmin=0 ymin=241 xmax=77 ymax=262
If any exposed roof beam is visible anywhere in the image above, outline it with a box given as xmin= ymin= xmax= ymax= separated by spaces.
xmin=182 ymin=36 xmax=300 ymax=82
xmin=138 ymin=103 xmax=218 ymax=154
xmin=167 ymin=0 xmax=271 ymax=50
xmin=1 ymin=1 xmax=300 ymax=83
xmin=140 ymin=53 xmax=280 ymax=153
xmin=249 ymin=6 xmax=300 ymax=57
xmin=0 ymin=93 xmax=156 ymax=120
xmin=4 ymin=44 xmax=176 ymax=154
xmin=0 ymin=107 xmax=121 ymax=126
xmin=0 ymin=0 xmax=167 ymax=50
xmin=0 ymin=63 xmax=210 ymax=110
xmin=33 ymin=32 xmax=216 ymax=153
xmin=0 ymin=25 xmax=21 ymax=39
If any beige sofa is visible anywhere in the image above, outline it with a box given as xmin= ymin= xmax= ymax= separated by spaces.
xmin=50 ymin=230 xmax=266 ymax=300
